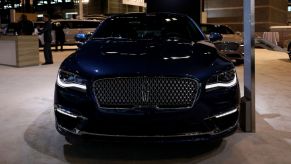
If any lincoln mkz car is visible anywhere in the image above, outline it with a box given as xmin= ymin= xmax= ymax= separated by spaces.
xmin=54 ymin=13 xmax=240 ymax=143
xmin=201 ymin=24 xmax=244 ymax=64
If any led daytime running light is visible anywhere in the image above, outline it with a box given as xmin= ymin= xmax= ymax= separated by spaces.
xmin=215 ymin=108 xmax=238 ymax=118
xmin=206 ymin=74 xmax=237 ymax=89
xmin=57 ymin=74 xmax=87 ymax=90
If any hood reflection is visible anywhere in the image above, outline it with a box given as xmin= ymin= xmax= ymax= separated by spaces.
xmin=163 ymin=56 xmax=191 ymax=60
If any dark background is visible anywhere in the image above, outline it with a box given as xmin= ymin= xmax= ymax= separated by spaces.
xmin=146 ymin=0 xmax=201 ymax=25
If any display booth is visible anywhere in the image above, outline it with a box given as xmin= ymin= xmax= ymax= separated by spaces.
xmin=0 ymin=35 xmax=39 ymax=67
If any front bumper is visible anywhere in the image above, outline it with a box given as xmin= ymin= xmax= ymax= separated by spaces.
xmin=54 ymin=80 xmax=240 ymax=142
xmin=56 ymin=119 xmax=238 ymax=143
xmin=54 ymin=104 xmax=239 ymax=142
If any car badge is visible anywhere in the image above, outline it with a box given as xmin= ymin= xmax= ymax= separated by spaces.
xmin=141 ymin=81 xmax=150 ymax=103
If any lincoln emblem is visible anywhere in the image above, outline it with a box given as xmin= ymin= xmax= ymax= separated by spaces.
xmin=141 ymin=81 xmax=150 ymax=103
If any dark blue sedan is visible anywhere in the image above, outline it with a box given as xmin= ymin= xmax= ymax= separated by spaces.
xmin=54 ymin=13 xmax=240 ymax=143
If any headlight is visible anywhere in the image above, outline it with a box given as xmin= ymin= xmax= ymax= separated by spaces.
xmin=206 ymin=69 xmax=237 ymax=90
xmin=56 ymin=70 xmax=87 ymax=90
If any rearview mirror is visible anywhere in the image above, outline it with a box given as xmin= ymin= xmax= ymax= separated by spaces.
xmin=75 ymin=33 xmax=87 ymax=43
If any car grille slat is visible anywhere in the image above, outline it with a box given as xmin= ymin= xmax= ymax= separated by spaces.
xmin=93 ymin=77 xmax=199 ymax=109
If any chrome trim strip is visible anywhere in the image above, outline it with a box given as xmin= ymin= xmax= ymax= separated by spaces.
xmin=58 ymin=122 xmax=238 ymax=138
xmin=215 ymin=108 xmax=238 ymax=118
xmin=56 ymin=108 xmax=78 ymax=119
xmin=55 ymin=107 xmax=88 ymax=120
xmin=57 ymin=124 xmax=83 ymax=136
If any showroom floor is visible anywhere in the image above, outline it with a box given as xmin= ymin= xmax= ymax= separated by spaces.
xmin=0 ymin=48 xmax=291 ymax=164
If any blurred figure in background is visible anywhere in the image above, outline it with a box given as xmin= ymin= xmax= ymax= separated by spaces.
xmin=55 ymin=22 xmax=65 ymax=51
xmin=17 ymin=14 xmax=34 ymax=35
xmin=38 ymin=14 xmax=53 ymax=65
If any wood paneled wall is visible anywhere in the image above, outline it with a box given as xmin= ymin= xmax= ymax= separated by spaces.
xmin=107 ymin=0 xmax=141 ymax=14
xmin=205 ymin=0 xmax=288 ymax=32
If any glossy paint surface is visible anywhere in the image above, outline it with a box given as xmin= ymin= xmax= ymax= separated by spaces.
xmin=54 ymin=13 xmax=240 ymax=142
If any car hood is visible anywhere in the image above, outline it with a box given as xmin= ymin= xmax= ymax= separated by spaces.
xmin=73 ymin=39 xmax=229 ymax=80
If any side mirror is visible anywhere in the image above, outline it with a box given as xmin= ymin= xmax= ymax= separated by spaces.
xmin=75 ymin=33 xmax=87 ymax=43
xmin=209 ymin=32 xmax=223 ymax=42
xmin=75 ymin=32 xmax=93 ymax=44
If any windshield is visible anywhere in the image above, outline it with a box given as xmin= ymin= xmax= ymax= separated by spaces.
xmin=201 ymin=24 xmax=235 ymax=34
xmin=93 ymin=14 xmax=205 ymax=41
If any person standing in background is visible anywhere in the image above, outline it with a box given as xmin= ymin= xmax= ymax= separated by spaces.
xmin=55 ymin=22 xmax=65 ymax=51
xmin=38 ymin=14 xmax=53 ymax=65
xmin=17 ymin=14 xmax=34 ymax=35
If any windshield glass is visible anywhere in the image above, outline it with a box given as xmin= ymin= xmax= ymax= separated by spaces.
xmin=201 ymin=25 xmax=235 ymax=34
xmin=93 ymin=14 xmax=205 ymax=41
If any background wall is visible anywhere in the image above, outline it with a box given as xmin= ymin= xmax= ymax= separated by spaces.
xmin=146 ymin=0 xmax=201 ymax=25
xmin=107 ymin=0 xmax=144 ymax=14
xmin=77 ymin=0 xmax=144 ymax=17
xmin=204 ymin=0 xmax=288 ymax=32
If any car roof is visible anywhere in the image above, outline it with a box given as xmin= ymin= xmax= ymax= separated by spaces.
xmin=34 ymin=19 xmax=101 ymax=23
xmin=51 ymin=19 xmax=101 ymax=22
xmin=109 ymin=12 xmax=188 ymax=19
xmin=201 ymin=24 xmax=229 ymax=27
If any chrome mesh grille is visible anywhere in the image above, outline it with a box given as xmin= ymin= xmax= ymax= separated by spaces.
xmin=93 ymin=77 xmax=199 ymax=109
xmin=215 ymin=42 xmax=240 ymax=51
